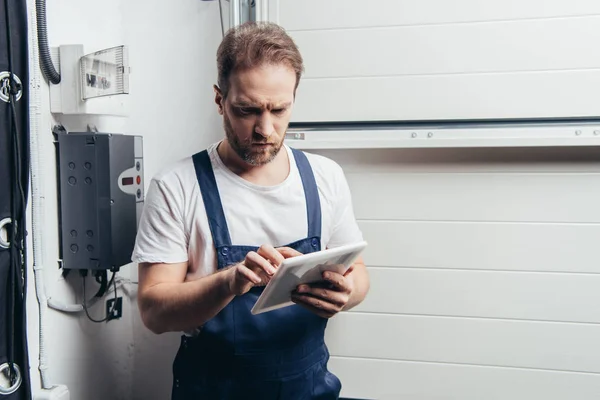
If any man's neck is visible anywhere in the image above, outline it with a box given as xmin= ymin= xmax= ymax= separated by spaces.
xmin=217 ymin=140 xmax=290 ymax=186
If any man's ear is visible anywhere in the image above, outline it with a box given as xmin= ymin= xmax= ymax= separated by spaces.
xmin=214 ymin=85 xmax=224 ymax=115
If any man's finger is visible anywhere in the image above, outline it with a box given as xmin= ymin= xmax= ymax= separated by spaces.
xmin=245 ymin=251 xmax=277 ymax=276
xmin=238 ymin=264 xmax=262 ymax=285
xmin=321 ymin=271 xmax=350 ymax=293
xmin=276 ymin=247 xmax=303 ymax=259
xmin=291 ymin=294 xmax=337 ymax=318
xmin=228 ymin=264 xmax=261 ymax=295
xmin=292 ymin=293 xmax=341 ymax=314
xmin=257 ymin=244 xmax=285 ymax=267
xmin=295 ymin=285 xmax=347 ymax=307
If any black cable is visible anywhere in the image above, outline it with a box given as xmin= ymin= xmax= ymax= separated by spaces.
xmin=4 ymin=5 xmax=14 ymax=384
xmin=106 ymin=270 xmax=116 ymax=294
xmin=110 ymin=272 xmax=117 ymax=307
xmin=82 ymin=271 xmax=118 ymax=323
xmin=10 ymin=103 xmax=26 ymax=215
xmin=82 ymin=275 xmax=108 ymax=323
xmin=35 ymin=0 xmax=60 ymax=84
xmin=93 ymin=270 xmax=108 ymax=298
xmin=6 ymin=101 xmax=16 ymax=384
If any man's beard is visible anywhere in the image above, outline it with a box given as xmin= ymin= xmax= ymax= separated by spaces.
xmin=223 ymin=113 xmax=285 ymax=166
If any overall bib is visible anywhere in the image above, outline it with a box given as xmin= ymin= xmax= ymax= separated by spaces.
xmin=172 ymin=148 xmax=342 ymax=399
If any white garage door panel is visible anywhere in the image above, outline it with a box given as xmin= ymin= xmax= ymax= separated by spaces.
xmin=355 ymin=267 xmax=600 ymax=323
xmin=329 ymin=357 xmax=600 ymax=400
xmin=294 ymin=17 xmax=600 ymax=79
xmin=272 ymin=0 xmax=600 ymax=122
xmin=347 ymin=173 xmax=600 ymax=222
xmin=276 ymin=0 xmax=600 ymax=31
xmin=325 ymin=313 xmax=600 ymax=373
xmin=293 ymin=70 xmax=600 ymax=122
xmin=358 ymin=221 xmax=599 ymax=273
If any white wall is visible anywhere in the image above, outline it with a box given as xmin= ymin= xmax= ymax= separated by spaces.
xmin=25 ymin=1 xmax=224 ymax=399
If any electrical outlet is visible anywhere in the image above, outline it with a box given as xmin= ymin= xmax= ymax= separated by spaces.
xmin=106 ymin=297 xmax=123 ymax=321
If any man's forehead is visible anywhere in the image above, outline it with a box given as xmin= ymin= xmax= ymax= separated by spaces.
xmin=226 ymin=64 xmax=296 ymax=105
xmin=231 ymin=94 xmax=292 ymax=108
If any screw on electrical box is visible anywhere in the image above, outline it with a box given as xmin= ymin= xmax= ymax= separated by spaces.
xmin=411 ymin=132 xmax=417 ymax=138
xmin=575 ymin=130 xmax=582 ymax=136
xmin=595 ymin=130 xmax=600 ymax=136
xmin=427 ymin=132 xmax=433 ymax=138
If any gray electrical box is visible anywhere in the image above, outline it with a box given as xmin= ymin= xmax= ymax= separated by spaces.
xmin=55 ymin=131 xmax=144 ymax=270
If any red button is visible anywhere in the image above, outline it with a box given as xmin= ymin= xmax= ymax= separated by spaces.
xmin=136 ymin=176 xmax=141 ymax=185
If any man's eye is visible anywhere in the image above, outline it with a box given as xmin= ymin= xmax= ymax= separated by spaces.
xmin=236 ymin=108 xmax=252 ymax=115
xmin=272 ymin=109 xmax=286 ymax=115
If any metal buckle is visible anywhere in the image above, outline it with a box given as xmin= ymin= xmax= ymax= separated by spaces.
xmin=0 ymin=218 xmax=12 ymax=249
xmin=0 ymin=362 xmax=22 ymax=395
xmin=0 ymin=71 xmax=23 ymax=103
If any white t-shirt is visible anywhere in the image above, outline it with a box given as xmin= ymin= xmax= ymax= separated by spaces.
xmin=131 ymin=142 xmax=363 ymax=280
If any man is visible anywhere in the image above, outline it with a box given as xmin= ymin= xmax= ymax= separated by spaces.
xmin=133 ymin=21 xmax=370 ymax=399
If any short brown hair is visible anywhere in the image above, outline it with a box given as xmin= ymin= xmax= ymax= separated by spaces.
xmin=216 ymin=21 xmax=304 ymax=98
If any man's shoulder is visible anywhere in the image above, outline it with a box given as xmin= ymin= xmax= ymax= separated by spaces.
xmin=151 ymin=155 xmax=197 ymax=190
xmin=153 ymin=142 xmax=221 ymax=185
xmin=295 ymin=148 xmax=345 ymax=180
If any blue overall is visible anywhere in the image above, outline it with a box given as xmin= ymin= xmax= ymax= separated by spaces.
xmin=171 ymin=148 xmax=341 ymax=399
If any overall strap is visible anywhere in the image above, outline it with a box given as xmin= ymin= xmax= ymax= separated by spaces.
xmin=192 ymin=150 xmax=232 ymax=247
xmin=291 ymin=148 xmax=322 ymax=239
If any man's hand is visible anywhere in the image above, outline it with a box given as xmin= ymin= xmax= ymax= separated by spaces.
xmin=276 ymin=246 xmax=303 ymax=259
xmin=291 ymin=265 xmax=356 ymax=319
xmin=226 ymin=244 xmax=285 ymax=296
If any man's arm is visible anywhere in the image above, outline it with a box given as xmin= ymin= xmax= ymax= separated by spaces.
xmin=342 ymin=256 xmax=370 ymax=311
xmin=138 ymin=261 xmax=234 ymax=334
xmin=138 ymin=245 xmax=284 ymax=334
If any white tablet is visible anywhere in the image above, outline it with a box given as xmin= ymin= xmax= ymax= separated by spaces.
xmin=251 ymin=241 xmax=368 ymax=315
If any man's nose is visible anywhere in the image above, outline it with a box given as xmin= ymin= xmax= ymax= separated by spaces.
xmin=254 ymin=114 xmax=274 ymax=138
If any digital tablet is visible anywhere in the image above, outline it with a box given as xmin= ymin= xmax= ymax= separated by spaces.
xmin=251 ymin=241 xmax=368 ymax=315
